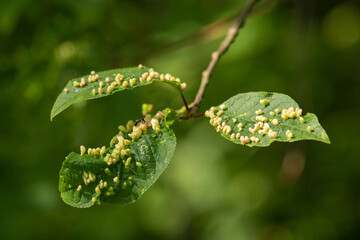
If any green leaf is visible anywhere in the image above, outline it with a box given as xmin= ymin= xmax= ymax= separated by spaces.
xmin=205 ymin=92 xmax=330 ymax=147
xmin=164 ymin=108 xmax=180 ymax=126
xmin=51 ymin=66 xmax=185 ymax=120
xmin=59 ymin=118 xmax=176 ymax=208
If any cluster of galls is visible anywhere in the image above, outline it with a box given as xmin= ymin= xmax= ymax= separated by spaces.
xmin=74 ymin=111 xmax=164 ymax=204
xmin=206 ymin=104 xmax=254 ymax=144
xmin=205 ymin=99 xmax=315 ymax=145
xmin=63 ymin=66 xmax=187 ymax=95
xmin=139 ymin=66 xmax=187 ymax=90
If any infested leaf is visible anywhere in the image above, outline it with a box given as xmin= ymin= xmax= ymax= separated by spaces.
xmin=51 ymin=66 xmax=185 ymax=120
xmin=205 ymin=92 xmax=330 ymax=147
xmin=59 ymin=118 xmax=176 ymax=208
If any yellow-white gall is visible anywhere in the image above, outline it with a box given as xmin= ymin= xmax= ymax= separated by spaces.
xmin=156 ymin=112 xmax=164 ymax=119
xmin=142 ymin=72 xmax=149 ymax=79
xmin=217 ymin=110 xmax=224 ymax=116
xmin=286 ymin=130 xmax=293 ymax=138
xmin=232 ymin=118 xmax=237 ymax=123
xmin=77 ymin=185 xmax=82 ymax=191
xmin=64 ymin=88 xmax=68 ymax=93
xmin=88 ymin=172 xmax=96 ymax=182
xmin=269 ymin=131 xmax=277 ymax=138
xmin=107 ymin=86 xmax=113 ymax=94
xmin=144 ymin=114 xmax=152 ymax=123
xmin=258 ymin=129 xmax=266 ymax=135
xmin=105 ymin=77 xmax=110 ymax=83
xmin=220 ymin=104 xmax=227 ymax=110
xmin=137 ymin=122 xmax=148 ymax=132
xmin=223 ymin=125 xmax=232 ymax=134
xmin=240 ymin=136 xmax=250 ymax=144
xmin=129 ymin=78 xmax=136 ymax=86
xmin=73 ymin=81 xmax=80 ymax=87
xmin=275 ymin=108 xmax=280 ymax=113
xmin=138 ymin=64 xmax=143 ymax=69
xmin=270 ymin=111 xmax=275 ymax=117
xmin=249 ymin=128 xmax=256 ymax=134
xmin=300 ymin=117 xmax=305 ymax=123
xmin=100 ymin=146 xmax=106 ymax=156
xmin=126 ymin=120 xmax=134 ymax=132
xmin=255 ymin=109 xmax=263 ymax=115
xmin=151 ymin=118 xmax=161 ymax=132
xmin=296 ymin=108 xmax=302 ymax=116
xmin=122 ymin=81 xmax=128 ymax=88
xmin=236 ymin=133 xmax=241 ymax=139
xmin=95 ymin=186 xmax=101 ymax=196
xmin=113 ymin=176 xmax=119 ymax=185
xmin=80 ymin=78 xmax=86 ymax=87
xmin=307 ymin=126 xmax=312 ymax=132
xmin=99 ymin=81 xmax=104 ymax=88
xmin=180 ymin=83 xmax=187 ymax=90
xmin=272 ymin=119 xmax=279 ymax=126
xmin=91 ymin=197 xmax=96 ymax=203
xmin=164 ymin=73 xmax=171 ymax=80
xmin=221 ymin=121 xmax=226 ymax=127
xmin=98 ymin=87 xmax=103 ymax=95
xmin=289 ymin=112 xmax=296 ymax=118
xmin=125 ymin=157 xmax=132 ymax=169
xmin=237 ymin=123 xmax=243 ymax=128
xmin=91 ymin=70 xmax=96 ymax=75
xmin=121 ymin=149 xmax=131 ymax=157
xmin=92 ymin=89 xmax=96 ymax=95
xmin=210 ymin=107 xmax=217 ymax=113
xmin=129 ymin=126 xmax=142 ymax=140
xmin=205 ymin=111 xmax=211 ymax=118
xmin=80 ymin=145 xmax=86 ymax=156
xmin=136 ymin=162 xmax=142 ymax=167
xmin=260 ymin=99 xmax=269 ymax=105
xmin=231 ymin=133 xmax=235 ymax=140
xmin=122 ymin=182 xmax=127 ymax=189
xmin=118 ymin=125 xmax=127 ymax=133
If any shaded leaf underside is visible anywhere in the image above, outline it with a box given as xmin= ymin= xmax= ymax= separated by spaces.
xmin=51 ymin=66 xmax=183 ymax=120
xmin=59 ymin=119 xmax=176 ymax=208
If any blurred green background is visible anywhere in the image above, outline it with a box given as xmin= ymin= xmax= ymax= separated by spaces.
xmin=1 ymin=0 xmax=360 ymax=239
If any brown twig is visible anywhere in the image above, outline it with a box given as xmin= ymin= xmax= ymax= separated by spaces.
xmin=180 ymin=91 xmax=190 ymax=113
xmin=189 ymin=0 xmax=260 ymax=113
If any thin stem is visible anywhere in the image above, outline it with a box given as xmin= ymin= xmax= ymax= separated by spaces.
xmin=189 ymin=0 xmax=259 ymax=113
xmin=180 ymin=91 xmax=190 ymax=113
